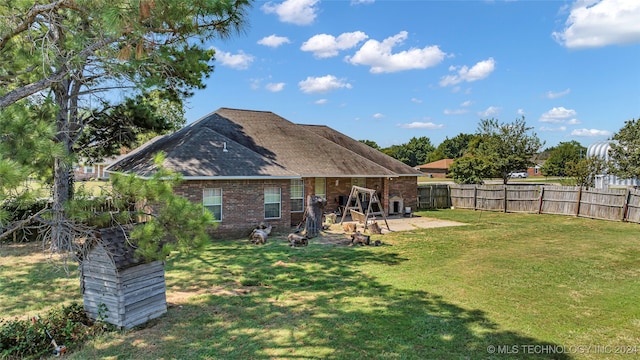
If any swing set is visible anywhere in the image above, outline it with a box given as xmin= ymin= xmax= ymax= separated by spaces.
xmin=339 ymin=185 xmax=390 ymax=231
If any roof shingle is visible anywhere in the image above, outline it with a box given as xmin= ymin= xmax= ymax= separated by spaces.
xmin=108 ymin=108 xmax=422 ymax=178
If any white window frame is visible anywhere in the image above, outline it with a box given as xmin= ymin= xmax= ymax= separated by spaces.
xmin=264 ymin=187 xmax=281 ymax=219
xmin=203 ymin=188 xmax=222 ymax=222
xmin=351 ymin=177 xmax=366 ymax=188
xmin=290 ymin=179 xmax=304 ymax=213
xmin=84 ymin=165 xmax=94 ymax=174
xmin=315 ymin=178 xmax=326 ymax=199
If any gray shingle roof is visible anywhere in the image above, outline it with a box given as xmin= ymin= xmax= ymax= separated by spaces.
xmin=96 ymin=225 xmax=145 ymax=270
xmin=300 ymin=124 xmax=422 ymax=176
xmin=107 ymin=108 xmax=422 ymax=178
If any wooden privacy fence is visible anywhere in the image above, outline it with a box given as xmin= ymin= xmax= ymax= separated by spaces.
xmin=450 ymin=184 xmax=640 ymax=223
xmin=417 ymin=184 xmax=451 ymax=209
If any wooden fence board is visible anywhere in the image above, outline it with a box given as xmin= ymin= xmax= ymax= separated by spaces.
xmin=449 ymin=184 xmax=476 ymax=209
xmin=578 ymin=188 xmax=626 ymax=221
xmin=540 ymin=186 xmax=580 ymax=216
xmin=449 ymin=184 xmax=640 ymax=223
xmin=506 ymin=185 xmax=541 ymax=213
xmin=626 ymin=189 xmax=640 ymax=223
xmin=418 ymin=184 xmax=451 ymax=209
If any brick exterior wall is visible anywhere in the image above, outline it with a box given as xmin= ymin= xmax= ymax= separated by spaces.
xmin=173 ymin=176 xmax=417 ymax=239
xmin=174 ymin=179 xmax=292 ymax=239
xmin=388 ymin=177 xmax=418 ymax=212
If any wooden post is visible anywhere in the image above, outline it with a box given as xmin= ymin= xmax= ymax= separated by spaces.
xmin=622 ymin=188 xmax=632 ymax=222
xmin=575 ymin=186 xmax=583 ymax=217
xmin=538 ymin=186 xmax=545 ymax=214
xmin=473 ymin=186 xmax=478 ymax=211
xmin=503 ymin=185 xmax=508 ymax=213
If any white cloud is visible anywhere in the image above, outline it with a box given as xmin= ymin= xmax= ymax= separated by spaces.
xmin=345 ymin=31 xmax=446 ymax=73
xmin=539 ymin=106 xmax=577 ymax=123
xmin=546 ymin=88 xmax=571 ymax=99
xmin=265 ymin=82 xmax=286 ymax=92
xmin=315 ymin=99 xmax=328 ymax=104
xmin=212 ymin=48 xmax=254 ymax=70
xmin=298 ymin=75 xmax=352 ymax=94
xmin=539 ymin=126 xmax=567 ymax=132
xmin=262 ymin=0 xmax=319 ymax=26
xmin=478 ymin=106 xmax=501 ymax=117
xmin=567 ymin=118 xmax=582 ymax=125
xmin=399 ymin=121 xmax=445 ymax=129
xmin=460 ymin=100 xmax=473 ymax=107
xmin=444 ymin=109 xmax=468 ymax=115
xmin=439 ymin=58 xmax=496 ymax=87
xmin=351 ymin=0 xmax=374 ymax=4
xmin=250 ymin=78 xmax=261 ymax=90
xmin=571 ymin=128 xmax=612 ymax=136
xmin=411 ymin=98 xmax=423 ymax=104
xmin=301 ymin=32 xmax=368 ymax=58
xmin=373 ymin=113 xmax=384 ymax=119
xmin=517 ymin=109 xmax=526 ymax=115
xmin=257 ymin=34 xmax=291 ymax=48
xmin=553 ymin=0 xmax=640 ymax=49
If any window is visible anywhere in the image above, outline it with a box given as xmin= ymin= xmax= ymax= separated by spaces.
xmin=315 ymin=178 xmax=326 ymax=199
xmin=203 ymin=188 xmax=222 ymax=222
xmin=84 ymin=166 xmax=94 ymax=174
xmin=290 ymin=179 xmax=304 ymax=212
xmin=264 ymin=187 xmax=281 ymax=219
xmin=351 ymin=177 xmax=366 ymax=187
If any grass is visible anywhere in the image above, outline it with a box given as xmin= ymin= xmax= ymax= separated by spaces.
xmin=2 ymin=210 xmax=640 ymax=359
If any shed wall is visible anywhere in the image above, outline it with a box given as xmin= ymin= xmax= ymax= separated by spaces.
xmin=82 ymin=247 xmax=166 ymax=329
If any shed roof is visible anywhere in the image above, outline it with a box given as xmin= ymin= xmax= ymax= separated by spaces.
xmin=108 ymin=108 xmax=422 ymax=179
xmin=94 ymin=226 xmax=145 ymax=270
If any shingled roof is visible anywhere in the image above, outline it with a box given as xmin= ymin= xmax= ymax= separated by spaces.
xmin=95 ymin=225 xmax=145 ymax=270
xmin=107 ymin=108 xmax=422 ymax=179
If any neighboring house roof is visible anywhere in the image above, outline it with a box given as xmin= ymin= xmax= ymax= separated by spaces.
xmin=416 ymin=159 xmax=454 ymax=171
xmin=107 ymin=108 xmax=422 ymax=179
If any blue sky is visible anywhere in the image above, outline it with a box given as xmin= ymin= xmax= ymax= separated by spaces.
xmin=184 ymin=0 xmax=640 ymax=150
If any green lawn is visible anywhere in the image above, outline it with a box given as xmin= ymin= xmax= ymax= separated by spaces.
xmin=2 ymin=210 xmax=639 ymax=359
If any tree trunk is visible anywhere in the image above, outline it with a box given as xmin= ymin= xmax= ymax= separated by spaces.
xmin=50 ymin=80 xmax=74 ymax=251
xmin=304 ymin=195 xmax=326 ymax=238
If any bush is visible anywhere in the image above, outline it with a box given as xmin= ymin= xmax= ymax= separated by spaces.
xmin=0 ymin=302 xmax=114 ymax=359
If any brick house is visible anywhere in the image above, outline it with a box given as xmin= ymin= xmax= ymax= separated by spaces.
xmin=415 ymin=159 xmax=454 ymax=178
xmin=107 ymin=108 xmax=422 ymax=238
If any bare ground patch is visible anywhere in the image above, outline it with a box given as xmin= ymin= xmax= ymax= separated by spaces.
xmin=274 ymin=215 xmax=466 ymax=246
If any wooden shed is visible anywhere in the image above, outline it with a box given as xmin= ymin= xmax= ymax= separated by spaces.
xmin=81 ymin=226 xmax=167 ymax=329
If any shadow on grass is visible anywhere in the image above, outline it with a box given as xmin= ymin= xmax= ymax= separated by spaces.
xmin=0 ymin=245 xmax=79 ymax=318
xmin=74 ymin=240 xmax=571 ymax=359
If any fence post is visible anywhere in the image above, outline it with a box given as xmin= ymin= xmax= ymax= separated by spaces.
xmin=473 ymin=185 xmax=478 ymax=210
xmin=538 ymin=186 xmax=545 ymax=214
xmin=622 ymin=188 xmax=632 ymax=222
xmin=503 ymin=185 xmax=508 ymax=213
xmin=575 ymin=186 xmax=583 ymax=217
xmin=429 ymin=186 xmax=434 ymax=209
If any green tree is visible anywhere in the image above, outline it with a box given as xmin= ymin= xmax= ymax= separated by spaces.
xmin=383 ymin=136 xmax=435 ymax=167
xmin=359 ymin=140 xmax=381 ymax=150
xmin=609 ymin=118 xmax=640 ymax=180
xmin=566 ymin=157 xmax=606 ymax=188
xmin=475 ymin=117 xmax=544 ymax=184
xmin=76 ymin=91 xmax=186 ymax=162
xmin=540 ymin=140 xmax=586 ymax=177
xmin=429 ymin=133 xmax=475 ymax=162
xmin=448 ymin=156 xmax=491 ymax=184
xmin=0 ymin=0 xmax=251 ymax=252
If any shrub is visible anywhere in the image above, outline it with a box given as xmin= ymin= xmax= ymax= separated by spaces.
xmin=0 ymin=302 xmax=114 ymax=359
